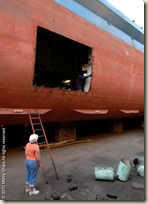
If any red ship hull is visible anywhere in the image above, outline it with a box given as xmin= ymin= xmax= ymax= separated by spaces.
xmin=0 ymin=0 xmax=144 ymax=125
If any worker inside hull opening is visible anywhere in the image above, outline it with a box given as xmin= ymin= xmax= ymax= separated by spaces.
xmin=33 ymin=26 xmax=92 ymax=92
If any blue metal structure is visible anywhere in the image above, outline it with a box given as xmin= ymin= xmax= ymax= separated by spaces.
xmin=53 ymin=0 xmax=144 ymax=52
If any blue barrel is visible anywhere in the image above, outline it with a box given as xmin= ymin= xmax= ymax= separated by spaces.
xmin=95 ymin=167 xmax=115 ymax=180
xmin=116 ymin=159 xmax=132 ymax=182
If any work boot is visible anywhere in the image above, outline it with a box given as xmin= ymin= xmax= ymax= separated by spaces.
xmin=29 ymin=188 xmax=39 ymax=195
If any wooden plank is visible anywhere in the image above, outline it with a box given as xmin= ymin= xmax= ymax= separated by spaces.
xmin=40 ymin=139 xmax=93 ymax=149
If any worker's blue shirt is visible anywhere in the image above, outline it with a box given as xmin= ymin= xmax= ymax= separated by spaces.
xmin=76 ymin=75 xmax=88 ymax=91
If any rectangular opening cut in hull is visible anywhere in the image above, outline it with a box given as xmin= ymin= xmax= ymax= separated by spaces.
xmin=33 ymin=27 xmax=92 ymax=92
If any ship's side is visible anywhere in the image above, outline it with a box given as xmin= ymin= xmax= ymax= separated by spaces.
xmin=0 ymin=0 xmax=144 ymax=125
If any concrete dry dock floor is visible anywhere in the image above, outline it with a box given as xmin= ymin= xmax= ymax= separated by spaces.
xmin=3 ymin=128 xmax=144 ymax=201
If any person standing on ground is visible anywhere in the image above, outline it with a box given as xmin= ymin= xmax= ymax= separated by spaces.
xmin=25 ymin=134 xmax=42 ymax=195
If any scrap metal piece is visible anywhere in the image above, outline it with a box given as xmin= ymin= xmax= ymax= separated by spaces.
xmin=107 ymin=193 xmax=117 ymax=199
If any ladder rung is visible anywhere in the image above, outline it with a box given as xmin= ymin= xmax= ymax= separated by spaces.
xmin=38 ymin=135 xmax=44 ymax=138
xmin=35 ymin=129 xmax=42 ymax=131
xmin=31 ymin=117 xmax=39 ymax=119
xmin=38 ymin=142 xmax=47 ymax=145
xmin=30 ymin=113 xmax=38 ymax=115
xmin=33 ymin=123 xmax=41 ymax=125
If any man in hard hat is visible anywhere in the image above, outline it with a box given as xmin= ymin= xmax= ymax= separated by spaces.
xmin=25 ymin=134 xmax=42 ymax=195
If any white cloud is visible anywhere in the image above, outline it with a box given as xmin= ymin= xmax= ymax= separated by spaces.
xmin=107 ymin=0 xmax=144 ymax=28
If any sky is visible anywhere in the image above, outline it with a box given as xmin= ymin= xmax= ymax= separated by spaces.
xmin=106 ymin=0 xmax=144 ymax=29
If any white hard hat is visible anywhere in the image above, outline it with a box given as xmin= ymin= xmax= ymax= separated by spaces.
xmin=83 ymin=73 xmax=87 ymax=76
xmin=29 ymin=134 xmax=38 ymax=143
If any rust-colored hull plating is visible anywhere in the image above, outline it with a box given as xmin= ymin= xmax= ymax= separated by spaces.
xmin=0 ymin=0 xmax=144 ymax=125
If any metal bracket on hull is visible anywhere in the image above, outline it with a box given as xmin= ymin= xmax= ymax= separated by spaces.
xmin=73 ymin=109 xmax=108 ymax=114
xmin=119 ymin=110 xmax=139 ymax=114
xmin=0 ymin=108 xmax=52 ymax=115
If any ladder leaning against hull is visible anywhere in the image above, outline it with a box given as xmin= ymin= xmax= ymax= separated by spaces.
xmin=28 ymin=111 xmax=59 ymax=181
